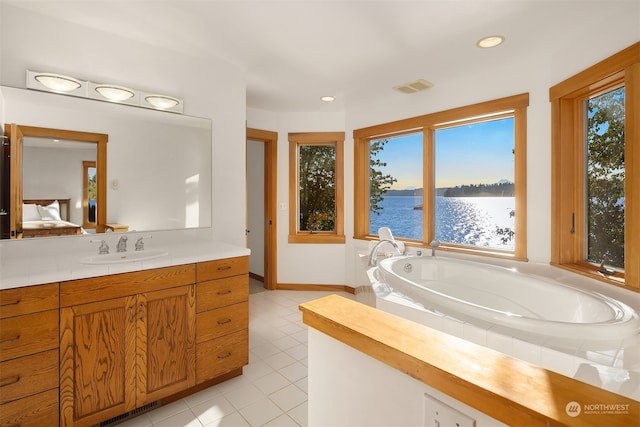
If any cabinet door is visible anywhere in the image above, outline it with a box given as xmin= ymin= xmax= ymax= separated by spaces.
xmin=60 ymin=296 xmax=137 ymax=427
xmin=136 ymin=285 xmax=195 ymax=405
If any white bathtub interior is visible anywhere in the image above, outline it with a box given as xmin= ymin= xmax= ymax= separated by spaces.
xmin=360 ymin=252 xmax=640 ymax=402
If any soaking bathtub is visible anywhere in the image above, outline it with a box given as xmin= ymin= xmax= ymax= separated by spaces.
xmin=373 ymin=255 xmax=640 ymax=342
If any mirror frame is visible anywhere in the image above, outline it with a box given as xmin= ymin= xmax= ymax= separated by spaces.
xmin=16 ymin=125 xmax=108 ymax=234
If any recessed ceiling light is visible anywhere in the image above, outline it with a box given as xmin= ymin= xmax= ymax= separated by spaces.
xmin=320 ymin=96 xmax=335 ymax=102
xmin=476 ymin=35 xmax=505 ymax=48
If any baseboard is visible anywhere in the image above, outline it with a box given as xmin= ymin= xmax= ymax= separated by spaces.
xmin=249 ymin=272 xmax=264 ymax=282
xmin=275 ymin=283 xmax=355 ymax=294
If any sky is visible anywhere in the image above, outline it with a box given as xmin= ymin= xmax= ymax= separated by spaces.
xmin=373 ymin=117 xmax=514 ymax=190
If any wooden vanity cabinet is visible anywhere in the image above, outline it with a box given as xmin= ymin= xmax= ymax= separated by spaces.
xmin=195 ymin=256 xmax=249 ymax=383
xmin=0 ymin=283 xmax=60 ymax=427
xmin=59 ymin=265 xmax=196 ymax=427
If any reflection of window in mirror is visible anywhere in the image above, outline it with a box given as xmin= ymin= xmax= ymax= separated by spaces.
xmin=83 ymin=161 xmax=96 ymax=228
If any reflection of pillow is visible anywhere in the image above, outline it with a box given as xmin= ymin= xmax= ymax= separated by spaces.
xmin=23 ymin=204 xmax=41 ymax=222
xmin=37 ymin=200 xmax=62 ymax=221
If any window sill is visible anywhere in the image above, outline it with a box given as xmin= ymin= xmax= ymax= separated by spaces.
xmin=288 ymin=234 xmax=346 ymax=244
xmin=551 ymin=262 xmax=632 ymax=291
xmin=355 ymin=236 xmax=527 ymax=262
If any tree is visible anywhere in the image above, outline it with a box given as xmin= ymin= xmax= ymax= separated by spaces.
xmin=298 ymin=145 xmax=336 ymax=231
xmin=369 ymin=139 xmax=397 ymax=214
xmin=587 ymin=87 xmax=625 ymax=268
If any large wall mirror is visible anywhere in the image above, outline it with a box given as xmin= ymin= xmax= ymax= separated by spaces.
xmin=0 ymin=86 xmax=212 ymax=240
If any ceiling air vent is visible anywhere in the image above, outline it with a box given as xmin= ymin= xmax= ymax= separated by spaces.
xmin=393 ymin=79 xmax=433 ymax=94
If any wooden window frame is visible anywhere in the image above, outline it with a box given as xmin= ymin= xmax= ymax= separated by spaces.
xmin=550 ymin=42 xmax=639 ymax=290
xmin=288 ymin=132 xmax=345 ymax=244
xmin=354 ymin=93 xmax=529 ymax=260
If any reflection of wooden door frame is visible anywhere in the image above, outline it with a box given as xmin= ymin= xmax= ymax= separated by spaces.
xmin=11 ymin=125 xmax=108 ymax=233
xmin=247 ymin=128 xmax=277 ymax=290
xmin=8 ymin=124 xmax=23 ymax=238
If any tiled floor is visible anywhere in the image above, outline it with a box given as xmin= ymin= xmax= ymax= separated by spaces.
xmin=117 ymin=281 xmax=353 ymax=427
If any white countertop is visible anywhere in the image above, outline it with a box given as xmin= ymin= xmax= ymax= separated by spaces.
xmin=0 ymin=232 xmax=250 ymax=289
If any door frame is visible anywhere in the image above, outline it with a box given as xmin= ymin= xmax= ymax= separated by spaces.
xmin=247 ymin=128 xmax=278 ymax=290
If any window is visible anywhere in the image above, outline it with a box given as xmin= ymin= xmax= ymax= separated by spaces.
xmin=289 ymin=132 xmax=345 ymax=243
xmin=355 ymin=94 xmax=528 ymax=259
xmin=550 ymin=42 xmax=639 ymax=289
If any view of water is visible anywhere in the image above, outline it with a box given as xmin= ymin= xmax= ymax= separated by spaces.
xmin=370 ymin=196 xmax=515 ymax=250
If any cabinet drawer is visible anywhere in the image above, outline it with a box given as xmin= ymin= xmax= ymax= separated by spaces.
xmin=0 ymin=388 xmax=59 ymax=427
xmin=0 ymin=349 xmax=58 ymax=404
xmin=0 ymin=283 xmax=59 ymax=319
xmin=197 ymin=275 xmax=248 ymax=312
xmin=0 ymin=310 xmax=59 ymax=362
xmin=197 ymin=256 xmax=248 ymax=281
xmin=196 ymin=329 xmax=248 ymax=383
xmin=197 ymin=302 xmax=248 ymax=343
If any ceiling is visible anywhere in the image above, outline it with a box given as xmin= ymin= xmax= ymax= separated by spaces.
xmin=4 ymin=1 xmax=637 ymax=113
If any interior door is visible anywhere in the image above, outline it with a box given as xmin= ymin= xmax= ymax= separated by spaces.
xmin=8 ymin=124 xmax=23 ymax=239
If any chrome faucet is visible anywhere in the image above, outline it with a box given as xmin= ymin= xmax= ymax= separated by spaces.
xmin=116 ymin=235 xmax=128 ymax=253
xmin=135 ymin=237 xmax=145 ymax=251
xmin=429 ymin=239 xmax=440 ymax=257
xmin=98 ymin=240 xmax=109 ymax=255
xmin=598 ymin=255 xmax=616 ymax=275
xmin=368 ymin=239 xmax=401 ymax=266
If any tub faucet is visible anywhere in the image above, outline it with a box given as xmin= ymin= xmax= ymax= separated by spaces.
xmin=429 ymin=239 xmax=440 ymax=257
xmin=135 ymin=237 xmax=145 ymax=251
xmin=598 ymin=255 xmax=616 ymax=276
xmin=116 ymin=235 xmax=128 ymax=253
xmin=98 ymin=240 xmax=109 ymax=255
xmin=368 ymin=239 xmax=400 ymax=266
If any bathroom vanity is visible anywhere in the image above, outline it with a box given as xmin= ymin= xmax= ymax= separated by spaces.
xmin=0 ymin=245 xmax=249 ymax=427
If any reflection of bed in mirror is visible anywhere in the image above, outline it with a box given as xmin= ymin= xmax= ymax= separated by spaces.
xmin=22 ymin=198 xmax=83 ymax=237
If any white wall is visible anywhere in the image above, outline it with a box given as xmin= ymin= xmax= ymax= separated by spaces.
xmin=247 ymin=140 xmax=265 ymax=276
xmin=247 ymin=109 xmax=349 ymax=285
xmin=308 ymin=328 xmax=505 ymax=427
xmin=248 ymin=6 xmax=639 ymax=287
xmin=22 ymin=144 xmax=93 ymax=225
xmin=0 ymin=3 xmax=247 ymax=246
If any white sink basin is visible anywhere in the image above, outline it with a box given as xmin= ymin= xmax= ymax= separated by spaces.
xmin=80 ymin=249 xmax=168 ymax=265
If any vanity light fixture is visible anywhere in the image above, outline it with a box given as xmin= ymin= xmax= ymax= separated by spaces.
xmin=26 ymin=70 xmax=184 ymax=113
xmin=94 ymin=84 xmax=135 ymax=101
xmin=476 ymin=35 xmax=505 ymax=48
xmin=33 ymin=72 xmax=82 ymax=92
xmin=144 ymin=94 xmax=180 ymax=109
xmin=320 ymin=96 xmax=336 ymax=102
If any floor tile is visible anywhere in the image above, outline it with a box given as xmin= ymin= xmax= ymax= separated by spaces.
xmin=263 ymin=351 xmax=297 ymax=370
xmin=190 ymin=394 xmax=236 ymax=425
xmin=153 ymin=409 xmax=203 ymax=427
xmin=206 ymin=411 xmax=251 ymax=427
xmin=269 ymin=384 xmax=307 ymax=412
xmin=223 ymin=383 xmax=265 ymax=409
xmin=278 ymin=361 xmax=307 ymax=383
xmin=287 ymin=401 xmax=308 ymax=427
xmin=238 ymin=397 xmax=284 ymax=426
xmin=253 ymin=371 xmax=291 ymax=395
xmin=146 ymin=399 xmax=191 ymax=423
xmin=262 ymin=413 xmax=300 ymax=427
